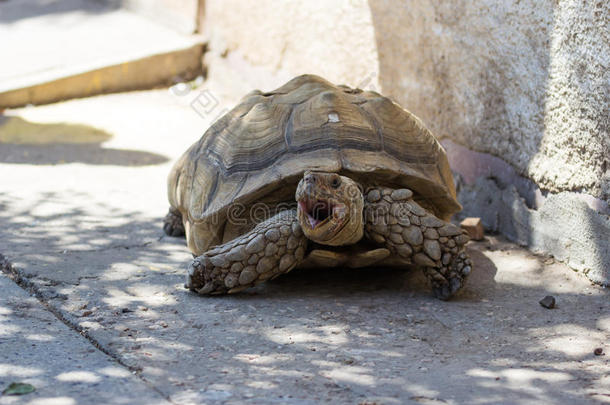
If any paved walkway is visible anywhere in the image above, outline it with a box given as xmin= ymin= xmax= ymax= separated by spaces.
xmin=0 ymin=78 xmax=608 ymax=404
xmin=0 ymin=0 xmax=203 ymax=107
xmin=0 ymin=271 xmax=170 ymax=405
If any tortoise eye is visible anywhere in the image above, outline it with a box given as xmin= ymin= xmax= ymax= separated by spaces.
xmin=331 ymin=177 xmax=341 ymax=188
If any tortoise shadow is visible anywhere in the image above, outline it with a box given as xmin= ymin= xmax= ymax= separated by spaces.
xmin=178 ymin=242 xmax=497 ymax=302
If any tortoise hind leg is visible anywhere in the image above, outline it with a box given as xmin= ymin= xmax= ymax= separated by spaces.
xmin=186 ymin=209 xmax=308 ymax=295
xmin=363 ymin=187 xmax=472 ymax=300
xmin=163 ymin=207 xmax=185 ymax=237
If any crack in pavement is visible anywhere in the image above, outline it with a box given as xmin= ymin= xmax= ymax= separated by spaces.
xmin=0 ymin=253 xmax=177 ymax=405
xmin=23 ymin=240 xmax=158 ymax=256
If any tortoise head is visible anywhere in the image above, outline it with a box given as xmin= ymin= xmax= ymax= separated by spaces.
xmin=295 ymin=171 xmax=364 ymax=246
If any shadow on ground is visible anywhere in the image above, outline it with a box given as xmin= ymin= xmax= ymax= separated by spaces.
xmin=0 ymin=189 xmax=608 ymax=404
xmin=0 ymin=116 xmax=168 ymax=165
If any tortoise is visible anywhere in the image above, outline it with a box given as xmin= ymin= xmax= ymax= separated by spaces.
xmin=164 ymin=74 xmax=472 ymax=300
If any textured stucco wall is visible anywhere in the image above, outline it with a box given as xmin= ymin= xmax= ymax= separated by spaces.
xmin=203 ymin=0 xmax=380 ymax=91
xmin=201 ymin=0 xmax=609 ymax=284
xmin=369 ymin=0 xmax=609 ymax=201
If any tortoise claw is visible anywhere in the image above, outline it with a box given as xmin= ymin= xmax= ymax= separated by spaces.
xmin=431 ymin=274 xmax=464 ymax=301
xmin=163 ymin=208 xmax=185 ymax=237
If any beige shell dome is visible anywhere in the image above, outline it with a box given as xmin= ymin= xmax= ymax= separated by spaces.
xmin=168 ymin=74 xmax=460 ymax=254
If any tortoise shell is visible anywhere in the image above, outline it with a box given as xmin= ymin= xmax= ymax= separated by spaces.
xmin=168 ymin=75 xmax=460 ymax=252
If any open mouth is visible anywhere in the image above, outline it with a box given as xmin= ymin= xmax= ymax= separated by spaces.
xmin=298 ymin=198 xmax=345 ymax=229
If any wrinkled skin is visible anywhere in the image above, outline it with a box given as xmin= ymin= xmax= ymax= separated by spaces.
xmin=295 ymin=171 xmax=364 ymax=246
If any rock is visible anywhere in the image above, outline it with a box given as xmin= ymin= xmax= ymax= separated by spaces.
xmin=460 ymin=217 xmax=485 ymax=240
xmin=2 ymin=382 xmax=36 ymax=396
xmin=539 ymin=295 xmax=556 ymax=309
xmin=593 ymin=347 xmax=604 ymax=356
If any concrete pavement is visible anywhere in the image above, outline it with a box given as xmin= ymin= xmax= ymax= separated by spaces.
xmin=0 ymin=76 xmax=608 ymax=404
xmin=0 ymin=270 xmax=171 ymax=405
xmin=0 ymin=0 xmax=204 ymax=108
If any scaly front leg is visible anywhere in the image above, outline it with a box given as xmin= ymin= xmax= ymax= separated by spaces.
xmin=186 ymin=209 xmax=308 ymax=294
xmin=364 ymin=187 xmax=472 ymax=300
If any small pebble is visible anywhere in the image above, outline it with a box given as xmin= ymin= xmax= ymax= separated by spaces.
xmin=539 ymin=295 xmax=556 ymax=309
xmin=593 ymin=347 xmax=604 ymax=356
xmin=460 ymin=217 xmax=484 ymax=240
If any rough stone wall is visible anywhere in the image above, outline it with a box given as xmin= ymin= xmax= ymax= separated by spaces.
xmin=201 ymin=0 xmax=609 ymax=285
xmin=369 ymin=0 xmax=609 ymax=201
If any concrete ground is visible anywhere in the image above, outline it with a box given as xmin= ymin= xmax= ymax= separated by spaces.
xmin=0 ymin=0 xmax=203 ymax=107
xmin=0 ymin=271 xmax=170 ymax=405
xmin=0 ymin=70 xmax=609 ymax=404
